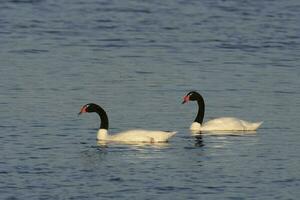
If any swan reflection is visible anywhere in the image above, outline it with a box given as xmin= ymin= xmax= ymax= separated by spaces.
xmin=97 ymin=140 xmax=170 ymax=150
xmin=194 ymin=134 xmax=204 ymax=147
xmin=190 ymin=129 xmax=257 ymax=136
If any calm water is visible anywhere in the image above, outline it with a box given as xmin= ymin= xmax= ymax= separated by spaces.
xmin=1 ymin=0 xmax=300 ymax=199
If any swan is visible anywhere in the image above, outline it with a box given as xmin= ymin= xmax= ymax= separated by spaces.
xmin=78 ymin=103 xmax=176 ymax=143
xmin=182 ymin=91 xmax=263 ymax=131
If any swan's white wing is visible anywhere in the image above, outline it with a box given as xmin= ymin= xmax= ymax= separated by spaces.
xmin=109 ymin=130 xmax=176 ymax=142
xmin=201 ymin=117 xmax=262 ymax=131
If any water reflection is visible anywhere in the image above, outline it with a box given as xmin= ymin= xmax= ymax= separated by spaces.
xmin=194 ymin=134 xmax=204 ymax=147
xmin=190 ymin=130 xmax=257 ymax=136
xmin=96 ymin=140 xmax=170 ymax=150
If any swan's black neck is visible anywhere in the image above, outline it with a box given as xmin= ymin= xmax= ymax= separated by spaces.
xmin=194 ymin=94 xmax=205 ymax=124
xmin=94 ymin=105 xmax=109 ymax=130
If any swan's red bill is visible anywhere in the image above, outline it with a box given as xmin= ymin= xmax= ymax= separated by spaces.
xmin=78 ymin=106 xmax=87 ymax=115
xmin=182 ymin=95 xmax=190 ymax=104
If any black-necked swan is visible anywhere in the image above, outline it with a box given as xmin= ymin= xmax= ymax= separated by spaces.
xmin=182 ymin=91 xmax=263 ymax=131
xmin=78 ymin=103 xmax=176 ymax=143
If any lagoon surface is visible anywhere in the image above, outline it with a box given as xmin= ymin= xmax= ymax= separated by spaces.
xmin=0 ymin=0 xmax=300 ymax=199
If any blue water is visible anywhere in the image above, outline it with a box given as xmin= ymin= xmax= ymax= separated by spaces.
xmin=1 ymin=0 xmax=300 ymax=199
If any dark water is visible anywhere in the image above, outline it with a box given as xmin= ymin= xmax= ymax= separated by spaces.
xmin=1 ymin=0 xmax=300 ymax=199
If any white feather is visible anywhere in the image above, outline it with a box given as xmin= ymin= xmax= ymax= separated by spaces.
xmin=97 ymin=129 xmax=176 ymax=143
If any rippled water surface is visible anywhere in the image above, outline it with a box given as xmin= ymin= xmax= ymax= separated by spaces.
xmin=1 ymin=0 xmax=300 ymax=199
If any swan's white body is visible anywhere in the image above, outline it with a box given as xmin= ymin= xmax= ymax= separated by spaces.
xmin=190 ymin=117 xmax=263 ymax=131
xmin=97 ymin=129 xmax=176 ymax=143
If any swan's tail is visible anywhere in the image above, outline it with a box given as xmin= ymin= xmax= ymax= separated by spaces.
xmin=167 ymin=131 xmax=177 ymax=137
xmin=164 ymin=131 xmax=177 ymax=141
xmin=246 ymin=121 xmax=263 ymax=131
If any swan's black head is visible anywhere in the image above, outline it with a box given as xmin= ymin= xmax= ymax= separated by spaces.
xmin=78 ymin=103 xmax=99 ymax=115
xmin=78 ymin=103 xmax=109 ymax=129
xmin=182 ymin=91 xmax=201 ymax=104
